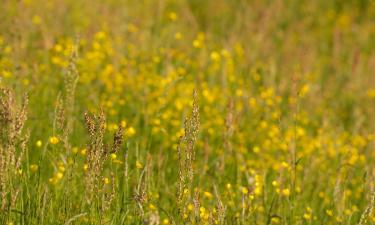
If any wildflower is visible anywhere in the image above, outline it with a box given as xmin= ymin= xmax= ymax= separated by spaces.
xmin=58 ymin=165 xmax=65 ymax=172
xmin=30 ymin=164 xmax=38 ymax=172
xmin=54 ymin=44 xmax=63 ymax=52
xmin=192 ymin=40 xmax=202 ymax=48
xmin=162 ymin=218 xmax=170 ymax=225
xmin=103 ymin=177 xmax=110 ymax=184
xmin=282 ymin=189 xmax=290 ymax=197
xmin=49 ymin=136 xmax=59 ymax=144
xmin=126 ymin=126 xmax=136 ymax=137
xmin=303 ymin=213 xmax=311 ymax=220
xmin=271 ymin=217 xmax=280 ymax=224
xmin=174 ymin=32 xmax=182 ymax=40
xmin=241 ymin=187 xmax=248 ymax=195
xmin=168 ymin=12 xmax=178 ymax=21
xmin=149 ymin=203 xmax=156 ymax=210
xmin=36 ymin=140 xmax=42 ymax=147
xmin=110 ymin=153 xmax=117 ymax=160
xmin=187 ymin=203 xmax=194 ymax=211
xmin=95 ymin=31 xmax=106 ymax=40
xmin=120 ymin=120 xmax=127 ymax=128
xmin=81 ymin=148 xmax=87 ymax=155
xmin=48 ymin=178 xmax=55 ymax=184
xmin=326 ymin=209 xmax=333 ymax=217
xmin=204 ymin=191 xmax=213 ymax=199
xmin=200 ymin=207 xmax=208 ymax=219
xmin=299 ymin=84 xmax=310 ymax=97
xmin=254 ymin=186 xmax=262 ymax=195
xmin=210 ymin=51 xmax=220 ymax=62
xmin=56 ymin=172 xmax=63 ymax=179
xmin=72 ymin=147 xmax=78 ymax=154
xmin=136 ymin=160 xmax=143 ymax=169
xmin=253 ymin=146 xmax=260 ymax=153
xmin=281 ymin=161 xmax=289 ymax=168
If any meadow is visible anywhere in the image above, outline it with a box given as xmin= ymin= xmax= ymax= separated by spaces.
xmin=0 ymin=0 xmax=375 ymax=224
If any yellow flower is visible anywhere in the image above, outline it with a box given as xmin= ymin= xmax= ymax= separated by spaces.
xmin=168 ymin=12 xmax=177 ymax=21
xmin=199 ymin=207 xmax=207 ymax=219
xmin=30 ymin=164 xmax=38 ymax=172
xmin=72 ymin=147 xmax=78 ymax=154
xmin=326 ymin=209 xmax=333 ymax=217
xmin=58 ymin=165 xmax=65 ymax=172
xmin=187 ymin=203 xmax=194 ymax=211
xmin=126 ymin=127 xmax=136 ymax=137
xmin=136 ymin=160 xmax=143 ymax=169
xmin=210 ymin=51 xmax=221 ymax=62
xmin=36 ymin=140 xmax=42 ymax=147
xmin=241 ymin=187 xmax=248 ymax=195
xmin=162 ymin=218 xmax=170 ymax=225
xmin=271 ymin=217 xmax=280 ymax=224
xmin=193 ymin=40 xmax=202 ymax=48
xmin=49 ymin=136 xmax=59 ymax=145
xmin=299 ymin=84 xmax=310 ymax=97
xmin=103 ymin=177 xmax=110 ymax=184
xmin=253 ymin=146 xmax=260 ymax=153
xmin=149 ymin=203 xmax=156 ymax=210
xmin=111 ymin=153 xmax=117 ymax=160
xmin=95 ymin=31 xmax=106 ymax=40
xmin=2 ymin=70 xmax=12 ymax=78
xmin=282 ymin=189 xmax=290 ymax=197
xmin=174 ymin=32 xmax=182 ymax=40
xmin=56 ymin=172 xmax=63 ymax=180
xmin=254 ymin=186 xmax=262 ymax=195
xmin=54 ymin=44 xmax=63 ymax=52
xmin=303 ymin=213 xmax=311 ymax=220
xmin=204 ymin=191 xmax=213 ymax=199
xmin=120 ymin=120 xmax=127 ymax=128
xmin=81 ymin=148 xmax=87 ymax=155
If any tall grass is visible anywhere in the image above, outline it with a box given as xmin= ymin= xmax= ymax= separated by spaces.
xmin=0 ymin=0 xmax=374 ymax=224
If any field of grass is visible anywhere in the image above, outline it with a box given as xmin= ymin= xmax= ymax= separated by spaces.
xmin=0 ymin=0 xmax=375 ymax=224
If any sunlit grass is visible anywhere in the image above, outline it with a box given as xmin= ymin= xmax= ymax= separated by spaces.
xmin=0 ymin=0 xmax=374 ymax=224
